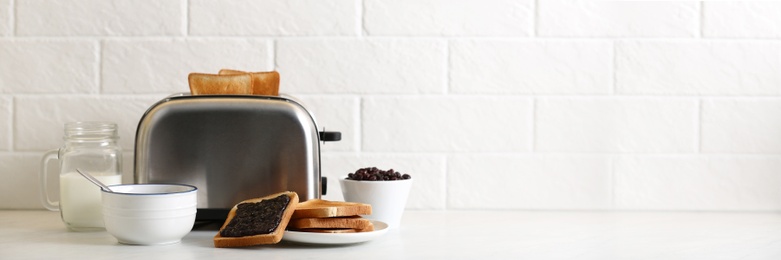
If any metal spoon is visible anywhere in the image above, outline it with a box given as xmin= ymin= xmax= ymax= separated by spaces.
xmin=76 ymin=168 xmax=113 ymax=192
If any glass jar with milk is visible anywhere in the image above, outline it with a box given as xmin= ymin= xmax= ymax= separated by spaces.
xmin=39 ymin=122 xmax=122 ymax=231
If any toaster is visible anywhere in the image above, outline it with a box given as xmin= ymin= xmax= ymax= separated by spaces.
xmin=133 ymin=93 xmax=340 ymax=221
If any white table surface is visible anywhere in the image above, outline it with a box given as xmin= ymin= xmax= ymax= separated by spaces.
xmin=2 ymin=210 xmax=781 ymax=259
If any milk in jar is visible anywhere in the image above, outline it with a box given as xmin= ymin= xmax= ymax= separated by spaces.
xmin=59 ymin=172 xmax=122 ymax=228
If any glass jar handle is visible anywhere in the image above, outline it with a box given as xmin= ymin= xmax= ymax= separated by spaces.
xmin=39 ymin=149 xmax=60 ymax=211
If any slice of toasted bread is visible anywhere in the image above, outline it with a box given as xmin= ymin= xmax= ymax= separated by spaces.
xmin=290 ymin=220 xmax=375 ymax=233
xmin=188 ymin=73 xmax=252 ymax=95
xmin=291 ymin=199 xmax=372 ymax=219
xmin=219 ymin=69 xmax=280 ymax=96
xmin=293 ymin=228 xmax=357 ymax=233
xmin=288 ymin=216 xmax=372 ymax=230
xmin=358 ymin=221 xmax=375 ymax=232
xmin=213 ymin=191 xmax=299 ymax=248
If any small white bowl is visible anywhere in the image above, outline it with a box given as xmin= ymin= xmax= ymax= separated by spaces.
xmin=339 ymin=177 xmax=412 ymax=229
xmin=101 ymin=184 xmax=197 ymax=245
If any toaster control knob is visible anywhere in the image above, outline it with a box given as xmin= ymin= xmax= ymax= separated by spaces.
xmin=319 ymin=131 xmax=341 ymax=142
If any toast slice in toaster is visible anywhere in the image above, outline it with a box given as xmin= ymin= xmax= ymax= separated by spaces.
xmin=213 ymin=191 xmax=299 ymax=248
xmin=291 ymin=199 xmax=372 ymax=219
xmin=218 ymin=69 xmax=280 ymax=96
xmin=188 ymin=73 xmax=252 ymax=95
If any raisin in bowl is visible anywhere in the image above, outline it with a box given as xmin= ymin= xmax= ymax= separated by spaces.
xmin=346 ymin=167 xmax=411 ymax=181
xmin=339 ymin=167 xmax=413 ymax=229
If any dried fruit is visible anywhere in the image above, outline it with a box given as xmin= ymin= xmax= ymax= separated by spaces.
xmin=346 ymin=167 xmax=411 ymax=181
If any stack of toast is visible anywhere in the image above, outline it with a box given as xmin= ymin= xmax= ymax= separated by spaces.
xmin=288 ymin=199 xmax=374 ymax=233
xmin=213 ymin=193 xmax=374 ymax=248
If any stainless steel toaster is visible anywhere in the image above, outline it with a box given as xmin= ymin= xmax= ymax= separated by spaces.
xmin=134 ymin=93 xmax=340 ymax=221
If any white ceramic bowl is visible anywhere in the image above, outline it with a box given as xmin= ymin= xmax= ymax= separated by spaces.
xmin=339 ymin=177 xmax=412 ymax=229
xmin=101 ymin=184 xmax=197 ymax=245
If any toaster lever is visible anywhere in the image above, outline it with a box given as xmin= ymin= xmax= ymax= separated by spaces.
xmin=319 ymin=131 xmax=341 ymax=142
xmin=321 ymin=176 xmax=328 ymax=196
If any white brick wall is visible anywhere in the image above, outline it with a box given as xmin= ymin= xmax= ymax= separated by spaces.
xmin=3 ymin=0 xmax=781 ymax=212
xmin=0 ymin=40 xmax=98 ymax=93
xmin=616 ymin=41 xmax=781 ymax=95
xmin=363 ymin=96 xmax=532 ymax=152
xmin=15 ymin=96 xmax=159 ymax=151
xmin=364 ymin=0 xmax=533 ymax=36
xmin=16 ymin=0 xmax=183 ymax=36
xmin=538 ymin=0 xmax=698 ymax=37
xmin=0 ymin=97 xmax=9 ymax=150
xmin=0 ymin=154 xmax=41 ymax=209
xmin=0 ymin=0 xmax=10 ymax=36
xmin=449 ymin=155 xmax=612 ymax=210
xmin=277 ymin=39 xmax=446 ymax=94
xmin=102 ymin=39 xmax=272 ymax=94
xmin=615 ymin=156 xmax=781 ymax=211
xmin=701 ymin=99 xmax=781 ymax=153
xmin=703 ymin=2 xmax=781 ymax=38
xmin=189 ymin=0 xmax=357 ymax=36
xmin=536 ymin=98 xmax=698 ymax=153
xmin=450 ymin=40 xmax=612 ymax=94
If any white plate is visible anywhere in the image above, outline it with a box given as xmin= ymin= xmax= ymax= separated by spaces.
xmin=282 ymin=220 xmax=388 ymax=245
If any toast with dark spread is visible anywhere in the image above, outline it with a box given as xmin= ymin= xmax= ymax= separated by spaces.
xmin=213 ymin=191 xmax=299 ymax=248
